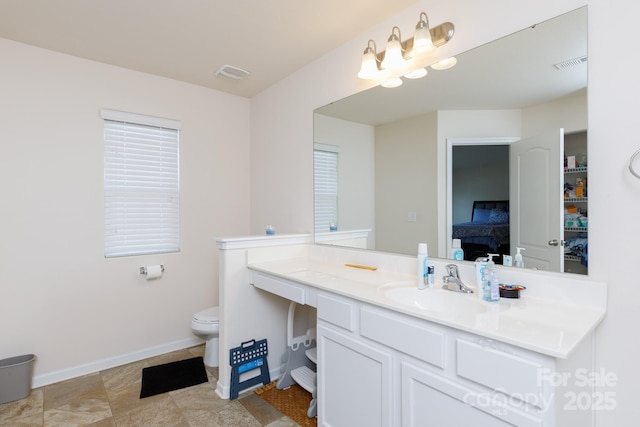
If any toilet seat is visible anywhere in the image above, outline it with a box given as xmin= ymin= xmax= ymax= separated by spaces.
xmin=193 ymin=307 xmax=219 ymax=324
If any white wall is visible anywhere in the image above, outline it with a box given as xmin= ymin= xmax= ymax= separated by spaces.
xmin=522 ymin=90 xmax=588 ymax=137
xmin=452 ymin=146 xmax=510 ymax=224
xmin=249 ymin=0 xmax=640 ymax=424
xmin=0 ymin=38 xmax=251 ymax=383
xmin=313 ymin=114 xmax=375 ymax=246
xmin=375 ymin=112 xmax=438 ymax=255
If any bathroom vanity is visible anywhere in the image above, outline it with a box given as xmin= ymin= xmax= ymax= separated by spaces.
xmin=246 ymin=246 xmax=606 ymax=427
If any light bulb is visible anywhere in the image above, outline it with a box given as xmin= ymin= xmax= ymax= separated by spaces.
xmin=404 ymin=68 xmax=428 ymax=79
xmin=412 ymin=13 xmax=435 ymax=55
xmin=381 ymin=27 xmax=405 ymax=70
xmin=381 ymin=77 xmax=403 ymax=88
xmin=358 ymin=48 xmax=379 ymax=79
xmin=431 ymin=57 xmax=457 ymax=70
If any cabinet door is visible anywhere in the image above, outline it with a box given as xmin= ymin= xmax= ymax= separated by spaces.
xmin=402 ymin=362 xmax=543 ymax=427
xmin=317 ymin=324 xmax=393 ymax=427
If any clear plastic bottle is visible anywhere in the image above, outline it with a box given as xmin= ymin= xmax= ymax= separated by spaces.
xmin=475 ymin=256 xmax=488 ymax=299
xmin=417 ymin=243 xmax=428 ymax=290
xmin=484 ymin=254 xmax=500 ymax=302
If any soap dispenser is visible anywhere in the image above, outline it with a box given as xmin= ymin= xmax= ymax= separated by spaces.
xmin=514 ymin=247 xmax=526 ymax=268
xmin=449 ymin=239 xmax=464 ymax=260
xmin=484 ymin=254 xmax=500 ymax=302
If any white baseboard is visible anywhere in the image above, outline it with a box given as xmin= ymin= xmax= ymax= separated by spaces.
xmin=33 ymin=337 xmax=203 ymax=388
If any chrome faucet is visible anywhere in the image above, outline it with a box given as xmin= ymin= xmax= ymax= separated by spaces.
xmin=442 ymin=264 xmax=474 ymax=294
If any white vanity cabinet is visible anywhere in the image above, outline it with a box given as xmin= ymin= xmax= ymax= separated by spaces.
xmin=315 ymin=292 xmax=590 ymax=427
xmin=247 ymin=264 xmax=600 ymax=427
xmin=317 ymin=293 xmax=553 ymax=427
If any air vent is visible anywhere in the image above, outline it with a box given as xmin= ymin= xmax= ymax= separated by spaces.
xmin=554 ymin=56 xmax=587 ymax=70
xmin=216 ymin=65 xmax=250 ymax=80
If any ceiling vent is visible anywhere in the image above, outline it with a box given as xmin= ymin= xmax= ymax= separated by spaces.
xmin=216 ymin=65 xmax=250 ymax=80
xmin=554 ymin=56 xmax=587 ymax=70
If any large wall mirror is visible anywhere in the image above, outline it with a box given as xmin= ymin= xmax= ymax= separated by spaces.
xmin=314 ymin=7 xmax=588 ymax=275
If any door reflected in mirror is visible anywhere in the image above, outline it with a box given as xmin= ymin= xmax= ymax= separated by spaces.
xmin=313 ymin=7 xmax=588 ymax=275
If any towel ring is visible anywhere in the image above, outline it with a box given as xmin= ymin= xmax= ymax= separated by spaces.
xmin=629 ymin=149 xmax=640 ymax=180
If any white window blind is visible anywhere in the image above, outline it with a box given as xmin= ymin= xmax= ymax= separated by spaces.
xmin=314 ymin=145 xmax=338 ymax=233
xmin=102 ymin=109 xmax=181 ymax=257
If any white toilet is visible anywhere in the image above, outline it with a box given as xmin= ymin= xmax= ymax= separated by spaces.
xmin=191 ymin=306 xmax=220 ymax=367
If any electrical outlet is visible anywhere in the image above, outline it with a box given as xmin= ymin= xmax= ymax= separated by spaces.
xmin=407 ymin=211 xmax=417 ymax=222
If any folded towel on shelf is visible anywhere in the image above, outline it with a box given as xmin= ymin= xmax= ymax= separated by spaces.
xmin=564 ymin=237 xmax=588 ymax=266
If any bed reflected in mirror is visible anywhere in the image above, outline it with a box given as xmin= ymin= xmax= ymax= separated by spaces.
xmin=452 ymin=200 xmax=510 ymax=263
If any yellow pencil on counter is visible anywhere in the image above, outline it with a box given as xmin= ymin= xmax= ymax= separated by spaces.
xmin=344 ymin=263 xmax=377 ymax=271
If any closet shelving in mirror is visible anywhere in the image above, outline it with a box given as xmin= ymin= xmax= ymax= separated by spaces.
xmin=563 ymin=131 xmax=588 ymax=275
xmin=564 ymin=197 xmax=587 ymax=203
xmin=565 ymin=166 xmax=587 ymax=173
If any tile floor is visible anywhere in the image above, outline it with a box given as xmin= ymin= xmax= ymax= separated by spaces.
xmin=0 ymin=345 xmax=300 ymax=427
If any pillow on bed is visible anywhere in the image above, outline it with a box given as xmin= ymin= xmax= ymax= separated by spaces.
xmin=472 ymin=208 xmax=492 ymax=223
xmin=488 ymin=209 xmax=509 ymax=224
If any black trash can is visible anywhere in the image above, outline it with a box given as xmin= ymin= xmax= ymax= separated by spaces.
xmin=0 ymin=354 xmax=36 ymax=404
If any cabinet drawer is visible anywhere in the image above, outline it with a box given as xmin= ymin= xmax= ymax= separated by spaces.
xmin=251 ymin=272 xmax=305 ymax=304
xmin=360 ymin=307 xmax=445 ymax=368
xmin=317 ymin=294 xmax=356 ymax=331
xmin=456 ymin=339 xmax=550 ymax=409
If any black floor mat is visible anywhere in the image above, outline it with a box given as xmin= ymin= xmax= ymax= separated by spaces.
xmin=140 ymin=356 xmax=208 ymax=398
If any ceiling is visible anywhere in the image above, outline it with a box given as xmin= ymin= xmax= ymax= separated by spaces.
xmin=0 ymin=0 xmax=417 ymax=98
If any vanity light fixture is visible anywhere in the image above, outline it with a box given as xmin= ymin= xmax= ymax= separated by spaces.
xmin=357 ymin=12 xmax=455 ymax=87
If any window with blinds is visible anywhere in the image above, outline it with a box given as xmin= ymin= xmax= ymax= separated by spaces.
xmin=314 ymin=145 xmax=339 ymax=233
xmin=102 ymin=109 xmax=181 ymax=257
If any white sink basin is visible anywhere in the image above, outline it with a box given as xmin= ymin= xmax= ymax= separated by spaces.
xmin=380 ymin=282 xmax=495 ymax=314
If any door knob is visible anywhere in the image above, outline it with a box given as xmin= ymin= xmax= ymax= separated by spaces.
xmin=548 ymin=239 xmax=559 ymax=246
